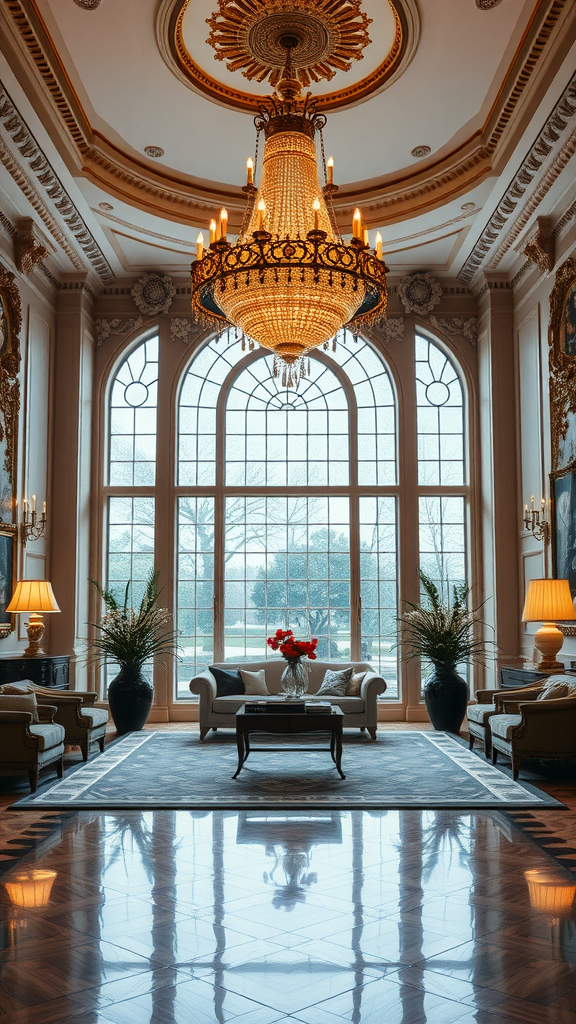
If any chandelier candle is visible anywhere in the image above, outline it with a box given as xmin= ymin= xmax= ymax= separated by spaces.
xmin=219 ymin=208 xmax=228 ymax=239
xmin=246 ymin=157 xmax=254 ymax=185
xmin=196 ymin=232 xmax=204 ymax=260
xmin=190 ymin=47 xmax=388 ymax=377
xmin=209 ymin=219 xmax=217 ymax=244
xmin=327 ymin=156 xmax=334 ymax=185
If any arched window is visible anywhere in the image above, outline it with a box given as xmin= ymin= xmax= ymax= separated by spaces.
xmin=101 ymin=325 xmax=471 ymax=713
xmin=175 ymin=331 xmax=399 ymax=698
xmin=415 ymin=334 xmax=467 ymax=597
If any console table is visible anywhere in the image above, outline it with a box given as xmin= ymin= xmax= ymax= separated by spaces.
xmin=0 ymin=655 xmax=69 ymax=689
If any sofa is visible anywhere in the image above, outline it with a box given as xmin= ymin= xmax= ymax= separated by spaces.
xmin=190 ymin=660 xmax=387 ymax=740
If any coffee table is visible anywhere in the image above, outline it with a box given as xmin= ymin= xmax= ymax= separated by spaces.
xmin=233 ymin=705 xmax=345 ymax=779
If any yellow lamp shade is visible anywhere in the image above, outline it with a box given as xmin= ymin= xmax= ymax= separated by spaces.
xmin=524 ymin=869 xmax=576 ymax=918
xmin=6 ymin=580 xmax=61 ymax=614
xmin=522 ymin=578 xmax=576 ymax=622
xmin=3 ymin=870 xmax=57 ymax=908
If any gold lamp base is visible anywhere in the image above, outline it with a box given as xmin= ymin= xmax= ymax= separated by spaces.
xmin=534 ymin=621 xmax=565 ymax=674
xmin=23 ymin=613 xmax=45 ymax=658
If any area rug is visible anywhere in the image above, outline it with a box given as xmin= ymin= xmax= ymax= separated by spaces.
xmin=10 ymin=731 xmax=563 ymax=810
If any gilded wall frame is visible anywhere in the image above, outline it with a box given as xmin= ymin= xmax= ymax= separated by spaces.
xmin=0 ymin=263 xmax=21 ymax=636
xmin=549 ymin=256 xmax=576 ymax=633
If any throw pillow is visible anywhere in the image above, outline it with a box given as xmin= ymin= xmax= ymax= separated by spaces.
xmin=0 ymin=682 xmax=33 ymax=695
xmin=209 ymin=666 xmax=245 ymax=697
xmin=536 ymin=677 xmax=576 ymax=700
xmin=239 ymin=669 xmax=269 ymax=696
xmin=0 ymin=692 xmax=39 ymax=721
xmin=317 ymin=667 xmax=354 ymax=697
xmin=346 ymin=670 xmax=367 ymax=696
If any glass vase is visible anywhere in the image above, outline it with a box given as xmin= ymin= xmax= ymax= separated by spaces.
xmin=280 ymin=658 xmax=310 ymax=698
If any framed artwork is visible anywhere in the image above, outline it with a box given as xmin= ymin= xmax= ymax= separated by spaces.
xmin=0 ymin=524 xmax=17 ymax=639
xmin=551 ymin=466 xmax=576 ymax=636
xmin=549 ymin=257 xmax=576 ymax=472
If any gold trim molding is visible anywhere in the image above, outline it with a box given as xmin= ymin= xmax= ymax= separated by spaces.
xmin=164 ymin=0 xmax=414 ymax=113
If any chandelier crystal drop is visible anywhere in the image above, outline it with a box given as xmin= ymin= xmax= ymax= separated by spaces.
xmin=190 ymin=45 xmax=388 ymax=377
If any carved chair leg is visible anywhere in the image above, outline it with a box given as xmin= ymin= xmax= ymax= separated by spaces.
xmin=81 ymin=739 xmax=89 ymax=762
xmin=468 ymin=733 xmax=474 ymax=750
xmin=511 ymin=753 xmax=521 ymax=781
xmin=57 ymin=757 xmax=64 ymax=779
xmin=367 ymin=727 xmax=377 ymax=741
xmin=28 ymin=767 xmax=39 ymax=793
xmin=98 ymin=736 xmax=105 ymax=753
xmin=491 ymin=747 xmax=498 ymax=765
xmin=199 ymin=727 xmax=210 ymax=741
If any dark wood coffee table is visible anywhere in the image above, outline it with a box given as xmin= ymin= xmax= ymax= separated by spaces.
xmin=233 ymin=706 xmax=345 ymax=779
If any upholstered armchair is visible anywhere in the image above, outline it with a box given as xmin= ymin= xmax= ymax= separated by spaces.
xmin=467 ymin=682 xmax=545 ymax=756
xmin=0 ymin=683 xmax=109 ymax=761
xmin=0 ymin=704 xmax=65 ymax=792
xmin=490 ymin=694 xmax=576 ymax=780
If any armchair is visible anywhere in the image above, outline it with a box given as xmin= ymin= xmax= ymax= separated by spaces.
xmin=467 ymin=682 xmax=545 ymax=756
xmin=0 ymin=704 xmax=65 ymax=792
xmin=490 ymin=695 xmax=576 ymax=779
xmin=0 ymin=683 xmax=109 ymax=760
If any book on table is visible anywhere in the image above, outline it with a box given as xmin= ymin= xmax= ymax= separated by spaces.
xmin=242 ymin=701 xmax=307 ymax=714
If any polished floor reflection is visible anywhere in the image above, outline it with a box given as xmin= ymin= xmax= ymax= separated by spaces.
xmin=0 ymin=809 xmax=575 ymax=1023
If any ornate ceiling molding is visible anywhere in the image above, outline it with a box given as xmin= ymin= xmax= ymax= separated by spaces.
xmin=429 ymin=315 xmax=479 ymax=346
xmin=459 ymin=71 xmax=576 ymax=283
xmin=95 ymin=317 xmax=143 ymax=347
xmin=0 ymin=82 xmax=114 ymax=282
xmin=2 ymin=0 xmax=572 ymax=229
xmin=14 ymin=218 xmax=49 ymax=274
xmin=397 ymin=272 xmax=442 ymax=315
xmin=161 ymin=0 xmax=416 ymax=114
xmin=73 ymin=0 xmax=102 ymax=8
xmin=476 ymin=1 xmax=504 ymax=9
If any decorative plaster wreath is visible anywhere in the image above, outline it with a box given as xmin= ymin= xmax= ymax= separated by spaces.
xmin=397 ymin=272 xmax=442 ymax=316
xmin=131 ymin=273 xmax=176 ymax=317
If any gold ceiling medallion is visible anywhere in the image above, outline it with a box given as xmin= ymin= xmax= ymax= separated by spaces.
xmin=166 ymin=0 xmax=413 ymax=113
xmin=206 ymin=0 xmax=372 ymax=89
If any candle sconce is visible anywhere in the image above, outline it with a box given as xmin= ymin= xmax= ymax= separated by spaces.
xmin=20 ymin=496 xmax=47 ymax=545
xmin=522 ymin=496 xmax=550 ymax=547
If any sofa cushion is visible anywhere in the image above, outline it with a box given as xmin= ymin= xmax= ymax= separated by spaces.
xmin=317 ymin=667 xmax=354 ymax=697
xmin=0 ymin=692 xmax=39 ymax=722
xmin=29 ymin=722 xmax=65 ymax=751
xmin=239 ymin=669 xmax=269 ymax=696
xmin=537 ymin=677 xmax=576 ymax=700
xmin=346 ymin=671 xmax=367 ymax=696
xmin=467 ymin=703 xmax=497 ymax=725
xmin=491 ymin=714 xmax=522 ymax=742
xmin=79 ymin=707 xmax=109 ymax=728
xmin=209 ymin=666 xmax=245 ymax=697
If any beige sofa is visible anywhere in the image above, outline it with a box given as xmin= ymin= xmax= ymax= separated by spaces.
xmin=190 ymin=660 xmax=387 ymax=740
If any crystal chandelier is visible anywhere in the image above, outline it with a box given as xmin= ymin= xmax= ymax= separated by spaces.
xmin=190 ymin=44 xmax=388 ymax=385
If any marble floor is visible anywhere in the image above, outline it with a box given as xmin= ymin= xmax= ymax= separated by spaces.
xmin=0 ymin=731 xmax=575 ymax=1024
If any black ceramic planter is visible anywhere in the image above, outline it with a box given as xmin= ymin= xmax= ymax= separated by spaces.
xmin=108 ymin=664 xmax=154 ymax=735
xmin=424 ymin=665 xmax=468 ymax=733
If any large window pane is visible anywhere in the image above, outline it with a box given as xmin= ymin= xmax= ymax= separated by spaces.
xmin=178 ymin=333 xmax=246 ymax=486
xmin=331 ymin=331 xmax=396 ymax=485
xmin=419 ymin=495 xmax=466 ymax=596
xmin=225 ymin=355 xmax=349 ymax=487
xmin=109 ymin=337 xmax=158 ymax=486
xmin=416 ymin=335 xmax=464 ymax=486
xmin=105 ymin=496 xmax=155 ymax=690
xmin=224 ymin=496 xmax=351 ymax=662
xmin=359 ymin=497 xmax=398 ymax=698
xmin=177 ymin=497 xmax=215 ymax=698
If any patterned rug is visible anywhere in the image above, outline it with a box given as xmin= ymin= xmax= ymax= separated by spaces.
xmin=10 ymin=731 xmax=563 ymax=810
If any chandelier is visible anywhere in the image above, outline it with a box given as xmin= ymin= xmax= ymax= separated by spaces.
xmin=190 ymin=41 xmax=388 ymax=385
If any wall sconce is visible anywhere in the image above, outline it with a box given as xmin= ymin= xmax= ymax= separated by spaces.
xmin=522 ymin=495 xmax=550 ymax=547
xmin=20 ymin=495 xmax=47 ymax=545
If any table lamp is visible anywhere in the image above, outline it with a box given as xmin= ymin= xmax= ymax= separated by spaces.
xmin=522 ymin=578 xmax=576 ymax=674
xmin=6 ymin=580 xmax=61 ymax=657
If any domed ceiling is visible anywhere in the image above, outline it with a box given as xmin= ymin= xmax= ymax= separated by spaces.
xmin=0 ymin=0 xmax=574 ymax=284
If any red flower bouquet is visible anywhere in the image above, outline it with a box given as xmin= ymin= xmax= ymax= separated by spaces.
xmin=266 ymin=629 xmax=318 ymax=662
